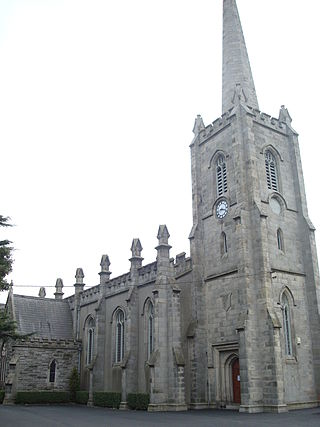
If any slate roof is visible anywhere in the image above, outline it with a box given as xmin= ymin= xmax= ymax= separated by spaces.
xmin=13 ymin=294 xmax=74 ymax=340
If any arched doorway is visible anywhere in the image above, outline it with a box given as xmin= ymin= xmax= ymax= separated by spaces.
xmin=231 ymin=358 xmax=241 ymax=404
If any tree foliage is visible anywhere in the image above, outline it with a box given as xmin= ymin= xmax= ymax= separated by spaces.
xmin=0 ymin=215 xmax=13 ymax=291
xmin=69 ymin=367 xmax=80 ymax=401
xmin=0 ymin=310 xmax=21 ymax=342
xmin=0 ymin=215 xmax=17 ymax=344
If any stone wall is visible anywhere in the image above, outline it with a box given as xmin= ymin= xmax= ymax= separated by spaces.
xmin=11 ymin=338 xmax=80 ymax=391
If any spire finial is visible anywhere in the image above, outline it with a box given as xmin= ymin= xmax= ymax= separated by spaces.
xmin=54 ymin=278 xmax=64 ymax=300
xmin=99 ymin=254 xmax=112 ymax=286
xmin=222 ymin=0 xmax=259 ymax=112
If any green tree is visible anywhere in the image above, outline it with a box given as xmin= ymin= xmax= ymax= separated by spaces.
xmin=0 ymin=310 xmax=21 ymax=342
xmin=69 ymin=367 xmax=80 ymax=401
xmin=0 ymin=215 xmax=17 ymax=343
xmin=0 ymin=215 xmax=13 ymax=291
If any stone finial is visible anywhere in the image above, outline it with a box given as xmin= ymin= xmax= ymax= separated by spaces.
xmin=156 ymin=225 xmax=172 ymax=268
xmin=38 ymin=287 xmax=46 ymax=298
xmin=99 ymin=254 xmax=112 ymax=286
xmin=192 ymin=115 xmax=205 ymax=135
xmin=74 ymin=268 xmax=85 ymax=294
xmin=54 ymin=278 xmax=64 ymax=300
xmin=131 ymin=239 xmax=143 ymax=257
xmin=130 ymin=239 xmax=143 ymax=274
xmin=279 ymin=105 xmax=292 ymax=125
xmin=75 ymin=268 xmax=84 ymax=284
xmin=157 ymin=225 xmax=170 ymax=245
xmin=100 ymin=254 xmax=111 ymax=272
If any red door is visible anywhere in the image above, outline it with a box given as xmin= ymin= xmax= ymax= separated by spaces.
xmin=232 ymin=358 xmax=241 ymax=404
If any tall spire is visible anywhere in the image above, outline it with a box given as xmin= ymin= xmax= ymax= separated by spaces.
xmin=222 ymin=0 xmax=259 ymax=113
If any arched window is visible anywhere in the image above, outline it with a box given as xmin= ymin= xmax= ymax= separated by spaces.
xmin=281 ymin=294 xmax=293 ymax=356
xmin=277 ymin=228 xmax=284 ymax=251
xmin=265 ymin=150 xmax=279 ymax=191
xmin=216 ymin=155 xmax=228 ymax=196
xmin=221 ymin=232 xmax=228 ymax=255
xmin=49 ymin=360 xmax=56 ymax=383
xmin=86 ymin=317 xmax=95 ymax=365
xmin=115 ymin=310 xmax=125 ymax=363
xmin=147 ymin=302 xmax=154 ymax=359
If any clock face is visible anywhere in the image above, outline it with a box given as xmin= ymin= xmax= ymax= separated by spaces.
xmin=216 ymin=200 xmax=228 ymax=219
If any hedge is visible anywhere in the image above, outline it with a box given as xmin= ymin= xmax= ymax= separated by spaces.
xmin=75 ymin=391 xmax=89 ymax=405
xmin=15 ymin=391 xmax=71 ymax=404
xmin=93 ymin=392 xmax=121 ymax=408
xmin=0 ymin=390 xmax=4 ymax=404
xmin=127 ymin=393 xmax=150 ymax=410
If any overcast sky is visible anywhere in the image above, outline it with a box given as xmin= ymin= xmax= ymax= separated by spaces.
xmin=1 ymin=0 xmax=320 ymax=303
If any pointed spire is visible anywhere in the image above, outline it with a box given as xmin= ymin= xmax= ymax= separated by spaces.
xmin=222 ymin=0 xmax=259 ymax=112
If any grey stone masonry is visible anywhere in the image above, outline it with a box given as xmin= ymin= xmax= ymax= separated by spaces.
xmin=222 ymin=0 xmax=259 ymax=113
xmin=2 ymin=0 xmax=320 ymax=415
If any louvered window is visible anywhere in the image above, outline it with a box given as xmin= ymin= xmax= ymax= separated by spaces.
xmin=265 ymin=151 xmax=278 ymax=191
xmin=216 ymin=155 xmax=227 ymax=196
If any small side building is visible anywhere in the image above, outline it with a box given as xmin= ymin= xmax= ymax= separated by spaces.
xmin=2 ymin=287 xmax=80 ymax=403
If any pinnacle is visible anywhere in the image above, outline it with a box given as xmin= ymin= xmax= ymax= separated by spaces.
xmin=222 ymin=0 xmax=259 ymax=113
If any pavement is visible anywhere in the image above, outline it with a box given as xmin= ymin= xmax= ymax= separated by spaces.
xmin=0 ymin=405 xmax=320 ymax=427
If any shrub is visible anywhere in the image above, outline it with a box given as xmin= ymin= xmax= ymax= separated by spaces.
xmin=15 ymin=391 xmax=70 ymax=404
xmin=127 ymin=393 xmax=150 ymax=410
xmin=75 ymin=391 xmax=89 ymax=405
xmin=0 ymin=390 xmax=4 ymax=404
xmin=93 ymin=392 xmax=121 ymax=408
xmin=69 ymin=367 xmax=80 ymax=402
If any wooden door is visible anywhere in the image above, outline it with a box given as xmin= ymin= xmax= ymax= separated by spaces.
xmin=232 ymin=358 xmax=241 ymax=404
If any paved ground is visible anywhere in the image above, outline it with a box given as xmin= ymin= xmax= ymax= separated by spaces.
xmin=1 ymin=405 xmax=320 ymax=427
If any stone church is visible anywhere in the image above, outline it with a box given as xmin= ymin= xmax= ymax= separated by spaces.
xmin=2 ymin=0 xmax=320 ymax=412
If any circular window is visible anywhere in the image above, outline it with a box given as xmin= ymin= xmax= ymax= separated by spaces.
xmin=270 ymin=197 xmax=281 ymax=215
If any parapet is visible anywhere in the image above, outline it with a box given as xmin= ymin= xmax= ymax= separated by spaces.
xmin=12 ymin=337 xmax=81 ymax=349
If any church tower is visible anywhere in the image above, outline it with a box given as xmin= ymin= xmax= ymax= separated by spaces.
xmin=190 ymin=0 xmax=320 ymax=412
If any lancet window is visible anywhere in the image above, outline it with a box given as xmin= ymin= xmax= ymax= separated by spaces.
xmin=49 ymin=360 xmax=56 ymax=383
xmin=86 ymin=317 xmax=95 ymax=365
xmin=277 ymin=228 xmax=284 ymax=252
xmin=147 ymin=301 xmax=154 ymax=359
xmin=221 ymin=232 xmax=228 ymax=255
xmin=115 ymin=309 xmax=125 ymax=363
xmin=282 ymin=293 xmax=293 ymax=356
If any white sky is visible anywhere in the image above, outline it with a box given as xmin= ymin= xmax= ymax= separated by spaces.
xmin=1 ymin=0 xmax=320 ymax=303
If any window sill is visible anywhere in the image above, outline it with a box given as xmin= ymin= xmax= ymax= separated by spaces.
xmin=112 ymin=362 xmax=123 ymax=368
xmin=285 ymin=356 xmax=297 ymax=364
